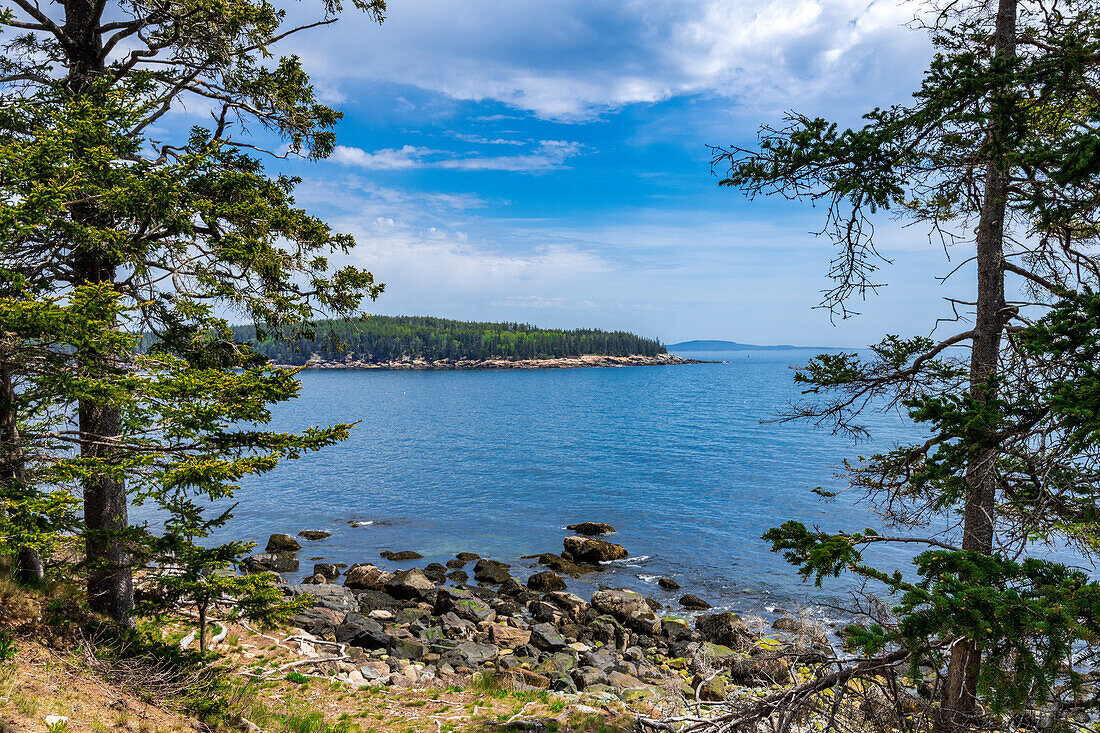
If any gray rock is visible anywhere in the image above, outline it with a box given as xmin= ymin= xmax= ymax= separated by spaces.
xmin=242 ymin=552 xmax=298 ymax=574
xmin=590 ymin=588 xmax=661 ymax=634
xmin=546 ymin=591 xmax=589 ymax=623
xmin=498 ymin=576 xmax=525 ymax=596
xmin=353 ymin=589 xmax=402 ymax=614
xmin=380 ymin=550 xmax=424 ymax=561
xmin=445 ymin=570 xmax=469 ymax=583
xmin=437 ymin=587 xmax=496 ymax=623
xmin=456 ymin=552 xmax=480 ymax=562
xmin=297 ymin=530 xmax=331 ymax=541
xmin=422 ymin=563 xmax=447 ymax=583
xmin=335 ymin=613 xmax=389 ymax=649
xmin=657 ymin=578 xmax=680 ymax=590
xmin=679 ymin=594 xmax=712 ymax=610
xmin=266 ymin=534 xmax=302 ymax=553
xmin=530 ymin=623 xmax=567 ymax=651
xmin=388 ymin=637 xmax=428 ymax=661
xmin=563 ymin=536 xmax=628 ymax=564
xmin=565 ymin=522 xmax=615 ymax=536
xmin=289 ymin=606 xmax=343 ymax=637
xmin=452 ymin=641 xmax=499 ymax=666
xmin=527 ymin=571 xmax=567 ymax=592
xmin=440 ymin=611 xmax=476 ymax=638
xmin=696 ymin=612 xmax=755 ymax=649
xmin=384 ymin=568 xmax=435 ymax=600
xmin=534 ymin=553 xmax=594 ymax=577
xmin=286 ymin=583 xmax=358 ymax=614
xmin=446 ymin=558 xmax=467 ymax=569
xmin=473 ymin=564 xmax=511 ymax=584
xmin=344 ymin=564 xmax=388 ymax=591
xmin=313 ymin=563 xmax=340 ymax=581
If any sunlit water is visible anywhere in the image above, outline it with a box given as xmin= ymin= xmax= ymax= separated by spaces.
xmin=132 ymin=349 xmax=1041 ymax=627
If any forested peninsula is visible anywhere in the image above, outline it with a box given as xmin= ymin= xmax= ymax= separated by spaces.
xmin=231 ymin=316 xmax=700 ymax=369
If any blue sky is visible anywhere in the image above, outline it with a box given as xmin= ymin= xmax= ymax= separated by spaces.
xmin=249 ymin=0 xmax=975 ymax=347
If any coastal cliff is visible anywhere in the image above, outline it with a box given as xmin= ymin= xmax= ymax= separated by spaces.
xmin=276 ymin=353 xmax=709 ymax=370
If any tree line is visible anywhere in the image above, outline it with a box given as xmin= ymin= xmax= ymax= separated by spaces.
xmin=233 ymin=316 xmax=667 ymax=364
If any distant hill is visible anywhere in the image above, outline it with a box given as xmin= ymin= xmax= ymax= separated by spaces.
xmin=666 ymin=339 xmax=816 ymax=351
xmin=232 ymin=316 xmax=667 ymax=366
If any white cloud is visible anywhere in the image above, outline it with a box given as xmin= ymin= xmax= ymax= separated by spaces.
xmin=330 ymin=144 xmax=431 ymax=170
xmin=330 ymin=140 xmax=584 ymax=172
xmin=285 ymin=0 xmax=929 ymax=120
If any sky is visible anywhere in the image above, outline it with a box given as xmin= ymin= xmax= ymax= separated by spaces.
xmin=242 ymin=0 xmax=976 ymax=347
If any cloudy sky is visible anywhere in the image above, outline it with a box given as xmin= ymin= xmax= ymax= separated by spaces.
xmin=261 ymin=0 xmax=967 ymax=347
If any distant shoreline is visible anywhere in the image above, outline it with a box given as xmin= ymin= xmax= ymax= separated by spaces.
xmin=274 ymin=353 xmax=721 ymax=371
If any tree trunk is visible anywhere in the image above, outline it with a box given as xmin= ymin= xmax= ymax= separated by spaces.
xmin=198 ymin=603 xmax=208 ymax=653
xmin=933 ymin=1 xmax=1017 ymax=731
xmin=0 ymin=352 xmax=42 ymax=584
xmin=62 ymin=0 xmax=135 ymax=627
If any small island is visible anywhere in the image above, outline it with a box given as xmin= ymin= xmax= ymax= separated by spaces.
xmin=235 ymin=315 xmax=712 ymax=369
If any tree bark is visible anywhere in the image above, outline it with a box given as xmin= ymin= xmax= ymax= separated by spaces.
xmin=0 ymin=352 xmax=42 ymax=584
xmin=933 ymin=1 xmax=1017 ymax=730
xmin=63 ymin=0 xmax=135 ymax=626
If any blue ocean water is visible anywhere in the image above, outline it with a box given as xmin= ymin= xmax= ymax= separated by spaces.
xmin=157 ymin=348 xmax=941 ymax=625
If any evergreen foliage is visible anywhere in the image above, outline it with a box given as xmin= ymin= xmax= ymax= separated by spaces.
xmin=233 ymin=316 xmax=667 ymax=364
xmin=708 ymin=1 xmax=1100 ymax=731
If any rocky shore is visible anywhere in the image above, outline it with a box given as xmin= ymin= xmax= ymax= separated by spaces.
xmin=273 ymin=353 xmax=715 ymax=370
xmin=240 ymin=523 xmax=835 ymax=704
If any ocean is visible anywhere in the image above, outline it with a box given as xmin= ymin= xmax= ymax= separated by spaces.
xmin=145 ymin=349 xmax=958 ymax=626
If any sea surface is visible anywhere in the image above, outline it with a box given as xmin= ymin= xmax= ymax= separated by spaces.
xmin=139 ymin=349 xmax=972 ymax=627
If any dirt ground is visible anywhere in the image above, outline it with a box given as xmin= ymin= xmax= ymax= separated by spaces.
xmin=0 ymin=619 xmax=644 ymax=733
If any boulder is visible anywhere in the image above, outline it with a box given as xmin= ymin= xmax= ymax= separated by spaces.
xmin=526 ymin=571 xmax=567 ymax=592
xmin=563 ymin=536 xmax=628 ymax=564
xmin=456 ymin=552 xmax=480 ymax=562
xmin=661 ymin=617 xmax=693 ymax=642
xmin=530 ymin=623 xmax=567 ymax=651
xmin=498 ymin=577 xmax=525 ymax=596
xmin=380 ymin=550 xmax=424 ymax=561
xmin=473 ymin=560 xmax=511 ymax=584
xmin=451 ymin=641 xmax=498 ymax=666
xmin=727 ymin=656 xmax=792 ymax=686
xmin=546 ymin=591 xmax=589 ymax=623
xmin=440 ymin=611 xmax=476 ymax=638
xmin=353 ymin=589 xmax=402 ymax=614
xmin=289 ymin=606 xmax=343 ymax=637
xmin=566 ymin=522 xmax=615 ymax=536
xmin=437 ymin=588 xmax=496 ymax=623
xmin=388 ymin=637 xmax=428 ymax=661
xmin=242 ymin=552 xmax=298 ymax=574
xmin=772 ymin=616 xmax=800 ymax=632
xmin=658 ymin=578 xmax=680 ymax=590
xmin=679 ymin=594 xmax=712 ymax=610
xmin=590 ymin=588 xmax=660 ymax=634
xmin=297 ymin=530 xmax=331 ymax=541
xmin=490 ymin=624 xmax=532 ymax=648
xmin=696 ymin=612 xmax=755 ymax=649
xmin=286 ymin=583 xmax=358 ymax=614
xmin=445 ymin=558 xmax=467 ymax=569
xmin=608 ymin=670 xmax=647 ymax=690
xmin=384 ymin=568 xmax=435 ymax=600
xmin=335 ymin=613 xmax=389 ymax=649
xmin=266 ymin=534 xmax=302 ymax=553
xmin=422 ymin=563 xmax=447 ymax=583
xmin=535 ymin=553 xmax=594 ymax=577
xmin=313 ymin=563 xmax=340 ymax=581
xmin=344 ymin=564 xmax=388 ymax=591
xmin=445 ymin=570 xmax=469 ymax=583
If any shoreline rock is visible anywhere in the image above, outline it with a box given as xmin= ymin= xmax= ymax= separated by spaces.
xmin=272 ymin=353 xmax=719 ymax=371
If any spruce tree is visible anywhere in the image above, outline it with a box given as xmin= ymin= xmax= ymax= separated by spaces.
xmin=709 ymin=1 xmax=1100 ymax=730
xmin=0 ymin=0 xmax=385 ymax=623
